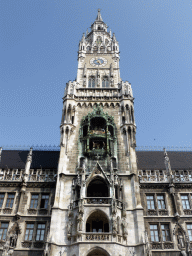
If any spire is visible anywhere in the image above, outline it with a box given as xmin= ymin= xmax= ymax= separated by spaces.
xmin=96 ymin=8 xmax=103 ymax=21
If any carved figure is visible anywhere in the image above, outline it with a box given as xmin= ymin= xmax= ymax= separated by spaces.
xmin=121 ymin=217 xmax=128 ymax=237
xmin=178 ymin=234 xmax=185 ymax=248
xmin=112 ymin=199 xmax=117 ymax=214
xmin=110 ymin=78 xmax=114 ymax=87
xmin=67 ymin=221 xmax=73 ymax=236
xmin=112 ymin=216 xmax=117 ymax=234
xmin=186 ymin=235 xmax=191 ymax=252
xmin=77 ymin=214 xmax=83 ymax=231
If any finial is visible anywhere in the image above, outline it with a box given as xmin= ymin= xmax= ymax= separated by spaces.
xmin=96 ymin=8 xmax=103 ymax=21
xmin=27 ymin=147 xmax=33 ymax=162
xmin=109 ymin=29 xmax=112 ymax=37
xmin=81 ymin=33 xmax=85 ymax=42
xmin=86 ymin=28 xmax=89 ymax=35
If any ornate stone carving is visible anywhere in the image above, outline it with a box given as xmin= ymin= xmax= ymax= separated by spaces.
xmin=86 ymin=234 xmax=109 ymax=241
xmin=3 ymin=209 xmax=12 ymax=214
xmin=21 ymin=241 xmax=32 ymax=248
xmin=28 ymin=209 xmax=37 ymax=215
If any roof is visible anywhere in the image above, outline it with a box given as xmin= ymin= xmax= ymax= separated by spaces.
xmin=0 ymin=150 xmax=60 ymax=169
xmin=0 ymin=150 xmax=192 ymax=170
xmin=136 ymin=151 xmax=192 ymax=170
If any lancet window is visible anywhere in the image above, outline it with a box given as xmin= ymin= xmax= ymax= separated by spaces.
xmin=102 ymin=76 xmax=109 ymax=87
xmin=88 ymin=76 xmax=95 ymax=88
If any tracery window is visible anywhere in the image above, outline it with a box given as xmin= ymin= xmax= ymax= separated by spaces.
xmin=102 ymin=76 xmax=109 ymax=87
xmin=88 ymin=76 xmax=95 ymax=88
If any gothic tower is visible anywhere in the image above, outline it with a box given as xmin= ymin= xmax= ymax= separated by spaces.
xmin=49 ymin=10 xmax=145 ymax=256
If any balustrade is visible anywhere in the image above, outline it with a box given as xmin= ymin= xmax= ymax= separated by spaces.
xmin=0 ymin=169 xmax=57 ymax=182
xmin=85 ymin=197 xmax=111 ymax=204
xmin=139 ymin=169 xmax=192 ymax=183
xmin=85 ymin=233 xmax=110 ymax=241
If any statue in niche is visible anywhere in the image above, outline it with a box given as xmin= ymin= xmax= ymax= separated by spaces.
xmin=112 ymin=199 xmax=117 ymax=214
xmin=110 ymin=77 xmax=114 ymax=87
xmin=186 ymin=235 xmax=191 ymax=253
xmin=121 ymin=217 xmax=128 ymax=237
xmin=77 ymin=214 xmax=83 ymax=231
xmin=67 ymin=221 xmax=73 ymax=236
xmin=178 ymin=231 xmax=185 ymax=249
xmin=83 ymin=78 xmax=86 ymax=87
xmin=112 ymin=216 xmax=117 ymax=234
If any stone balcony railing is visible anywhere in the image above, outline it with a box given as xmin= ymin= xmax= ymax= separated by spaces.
xmin=85 ymin=197 xmax=111 ymax=205
xmin=70 ymin=233 xmax=127 ymax=244
xmin=0 ymin=169 xmax=57 ymax=182
xmin=139 ymin=169 xmax=192 ymax=183
xmin=151 ymin=242 xmax=174 ymax=250
xmin=72 ymin=198 xmax=124 ymax=210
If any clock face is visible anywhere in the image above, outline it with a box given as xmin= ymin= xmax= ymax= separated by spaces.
xmin=90 ymin=57 xmax=107 ymax=67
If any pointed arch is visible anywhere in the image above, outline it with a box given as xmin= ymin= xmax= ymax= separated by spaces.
xmin=86 ymin=210 xmax=109 ymax=233
xmin=104 ymin=103 xmax=109 ymax=109
xmin=86 ymin=246 xmax=110 ymax=256
xmin=131 ymin=106 xmax=134 ymax=123
xmin=110 ymin=103 xmax=115 ymax=108
xmin=87 ymin=176 xmax=109 ymax=197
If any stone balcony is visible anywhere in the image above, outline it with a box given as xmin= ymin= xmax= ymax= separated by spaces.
xmin=70 ymin=233 xmax=127 ymax=245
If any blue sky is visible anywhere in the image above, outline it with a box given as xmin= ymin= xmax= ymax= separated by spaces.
xmin=0 ymin=0 xmax=192 ymax=149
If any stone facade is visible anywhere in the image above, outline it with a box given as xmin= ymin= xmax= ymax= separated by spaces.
xmin=0 ymin=10 xmax=192 ymax=256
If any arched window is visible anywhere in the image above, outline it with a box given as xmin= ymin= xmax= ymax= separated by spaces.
xmin=102 ymin=76 xmax=109 ymax=87
xmin=86 ymin=211 xmax=109 ymax=233
xmin=88 ymin=76 xmax=95 ymax=88
xmin=87 ymin=178 xmax=109 ymax=197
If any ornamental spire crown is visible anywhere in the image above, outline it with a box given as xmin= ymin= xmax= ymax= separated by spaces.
xmin=78 ymin=10 xmax=119 ymax=55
